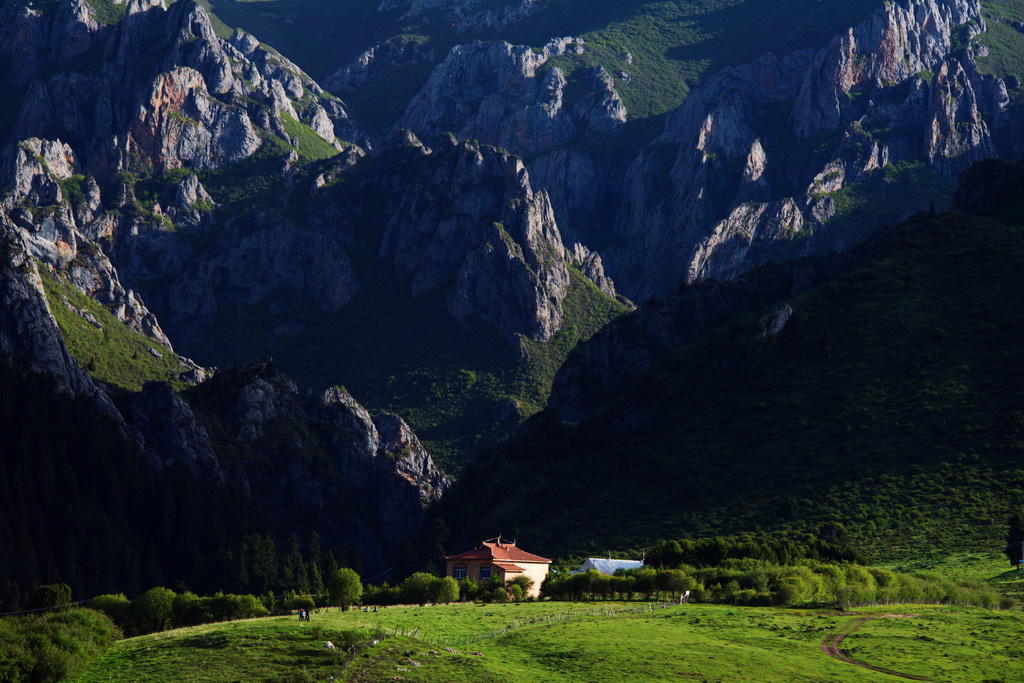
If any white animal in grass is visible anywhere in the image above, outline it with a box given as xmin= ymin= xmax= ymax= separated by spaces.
xmin=324 ymin=641 xmax=335 ymax=650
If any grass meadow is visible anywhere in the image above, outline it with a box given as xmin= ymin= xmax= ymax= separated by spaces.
xmin=76 ymin=598 xmax=1024 ymax=682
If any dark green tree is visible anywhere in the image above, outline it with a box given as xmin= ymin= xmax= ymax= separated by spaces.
xmin=26 ymin=583 xmax=72 ymax=611
xmin=431 ymin=576 xmax=459 ymax=604
xmin=129 ymin=586 xmax=176 ymax=635
xmin=1006 ymin=508 xmax=1024 ymax=567
xmin=399 ymin=572 xmax=436 ymax=606
xmin=327 ymin=568 xmax=363 ymax=611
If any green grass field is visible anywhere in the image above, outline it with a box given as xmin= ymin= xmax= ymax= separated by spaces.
xmin=75 ymin=600 xmax=1024 ymax=682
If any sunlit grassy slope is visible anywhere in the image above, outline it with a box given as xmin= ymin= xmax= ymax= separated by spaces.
xmin=77 ymin=602 xmax=1024 ymax=682
xmin=39 ymin=268 xmax=192 ymax=393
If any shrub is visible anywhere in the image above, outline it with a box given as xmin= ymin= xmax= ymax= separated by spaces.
xmin=0 ymin=609 xmax=120 ymax=683
xmin=89 ymin=594 xmax=131 ymax=631
xmin=328 ymin=568 xmax=363 ymax=611
xmin=431 ymin=577 xmax=459 ymax=604
xmin=129 ymin=587 xmax=176 ymax=636
xmin=26 ymin=584 xmax=72 ymax=611
xmin=400 ymin=573 xmax=437 ymax=606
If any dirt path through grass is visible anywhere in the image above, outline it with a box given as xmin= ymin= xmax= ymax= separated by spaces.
xmin=819 ymin=614 xmax=929 ymax=680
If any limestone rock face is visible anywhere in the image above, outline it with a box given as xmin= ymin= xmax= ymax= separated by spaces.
xmin=598 ymin=0 xmax=998 ymax=300
xmin=12 ymin=0 xmax=366 ymax=181
xmin=790 ymin=0 xmax=984 ymax=141
xmin=689 ymin=199 xmax=809 ymax=283
xmin=570 ymin=243 xmax=617 ymax=298
xmin=0 ymin=227 xmax=99 ymax=398
xmin=0 ymin=0 xmax=107 ymax=84
xmin=394 ymin=38 xmax=624 ymax=157
xmin=1 ymin=139 xmax=177 ymax=349
xmin=324 ymin=37 xmax=437 ymax=92
xmin=126 ymin=66 xmax=262 ymax=173
xmin=377 ymin=0 xmax=539 ymax=32
xmin=129 ymin=381 xmax=222 ymax=476
xmin=524 ymin=149 xmax=627 ymax=248
xmin=165 ymin=211 xmax=360 ymax=346
xmin=221 ymin=373 xmax=451 ymax=558
xmin=373 ymin=137 xmax=571 ymax=341
xmin=5 ymin=138 xmax=79 ymax=206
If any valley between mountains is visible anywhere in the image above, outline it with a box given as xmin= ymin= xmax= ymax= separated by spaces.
xmin=2 ymin=0 xmax=1024 ymax=679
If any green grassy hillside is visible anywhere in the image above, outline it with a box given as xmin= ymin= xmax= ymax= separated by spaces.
xmin=74 ymin=602 xmax=1024 ymax=682
xmin=440 ymin=159 xmax=1024 ymax=563
xmin=40 ymin=267 xmax=192 ymax=393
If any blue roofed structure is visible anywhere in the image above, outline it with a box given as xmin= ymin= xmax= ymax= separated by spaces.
xmin=571 ymin=558 xmax=644 ymax=575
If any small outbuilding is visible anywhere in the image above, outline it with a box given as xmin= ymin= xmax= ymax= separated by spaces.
xmin=571 ymin=557 xmax=644 ymax=575
xmin=445 ymin=537 xmax=551 ymax=597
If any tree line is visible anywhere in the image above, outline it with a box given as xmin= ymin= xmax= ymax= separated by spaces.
xmin=540 ymin=560 xmax=1012 ymax=610
xmin=0 ymin=361 xmax=380 ymax=613
xmin=644 ymin=535 xmax=864 ymax=569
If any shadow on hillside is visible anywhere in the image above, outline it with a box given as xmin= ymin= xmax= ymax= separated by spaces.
xmin=990 ymin=568 xmax=1024 ymax=582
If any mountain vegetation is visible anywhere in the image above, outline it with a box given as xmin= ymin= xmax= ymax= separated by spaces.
xmin=4 ymin=4 xmax=1024 ymax=677
xmin=440 ymin=158 xmax=1024 ymax=565
xmin=0 ymin=359 xmax=285 ymax=611
xmin=0 ymin=608 xmax=120 ymax=683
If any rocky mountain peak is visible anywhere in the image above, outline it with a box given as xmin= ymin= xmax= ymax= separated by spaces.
xmin=393 ymin=35 xmax=624 ymax=158
xmin=13 ymin=0 xmax=365 ymax=182
xmin=372 ymin=138 xmax=572 ymax=341
xmin=599 ymin=0 xmax=998 ymax=300
xmin=791 ymin=0 xmax=984 ymax=141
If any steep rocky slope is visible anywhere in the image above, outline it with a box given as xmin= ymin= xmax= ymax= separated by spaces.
xmin=3 ymin=0 xmax=1024 ymax=594
xmin=0 ymin=0 xmax=631 ymax=471
xmin=438 ymin=158 xmax=1024 ymax=562
xmin=384 ymin=0 xmax=1008 ymax=300
xmin=1 ymin=0 xmax=366 ymax=179
xmin=0 ymin=218 xmax=450 ymax=582
xmin=0 ymin=39 xmax=451 ymax=583
xmin=605 ymin=0 xmax=1001 ymax=297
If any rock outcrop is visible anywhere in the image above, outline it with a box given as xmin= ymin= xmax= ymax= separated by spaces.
xmin=203 ymin=369 xmax=450 ymax=558
xmin=0 ymin=227 xmax=101 ymax=399
xmin=371 ymin=135 xmax=571 ymax=341
xmin=394 ymin=38 xmax=625 ymax=157
xmin=324 ymin=36 xmax=436 ymax=93
xmin=2 ymin=138 xmax=180 ymax=346
xmin=129 ymin=380 xmax=223 ymax=477
xmin=377 ymin=0 xmax=540 ymax=32
xmin=166 ymin=209 xmax=360 ymax=346
xmin=11 ymin=0 xmax=366 ymax=181
xmin=0 ymin=0 xmax=108 ymax=85
xmin=598 ymin=0 xmax=1000 ymax=299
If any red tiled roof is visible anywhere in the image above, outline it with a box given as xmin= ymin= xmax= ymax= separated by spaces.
xmin=484 ymin=541 xmax=551 ymax=564
xmin=444 ymin=540 xmax=551 ymax=564
xmin=493 ymin=562 xmax=525 ymax=573
xmin=444 ymin=549 xmax=493 ymax=561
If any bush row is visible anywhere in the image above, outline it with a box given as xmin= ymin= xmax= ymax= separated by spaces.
xmin=540 ymin=561 xmax=1014 ymax=609
xmin=89 ymin=588 xmax=270 ymax=636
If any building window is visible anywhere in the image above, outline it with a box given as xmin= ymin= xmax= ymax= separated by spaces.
xmin=452 ymin=566 xmax=467 ymax=580
xmin=479 ymin=566 xmax=491 ymax=580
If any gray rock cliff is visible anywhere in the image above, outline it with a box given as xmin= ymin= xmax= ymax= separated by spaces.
xmin=599 ymin=0 xmax=998 ymax=300
xmin=394 ymin=37 xmax=625 ymax=157
xmin=12 ymin=0 xmax=366 ymax=181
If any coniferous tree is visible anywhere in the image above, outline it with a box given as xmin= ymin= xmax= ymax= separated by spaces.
xmin=1006 ymin=508 xmax=1024 ymax=567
